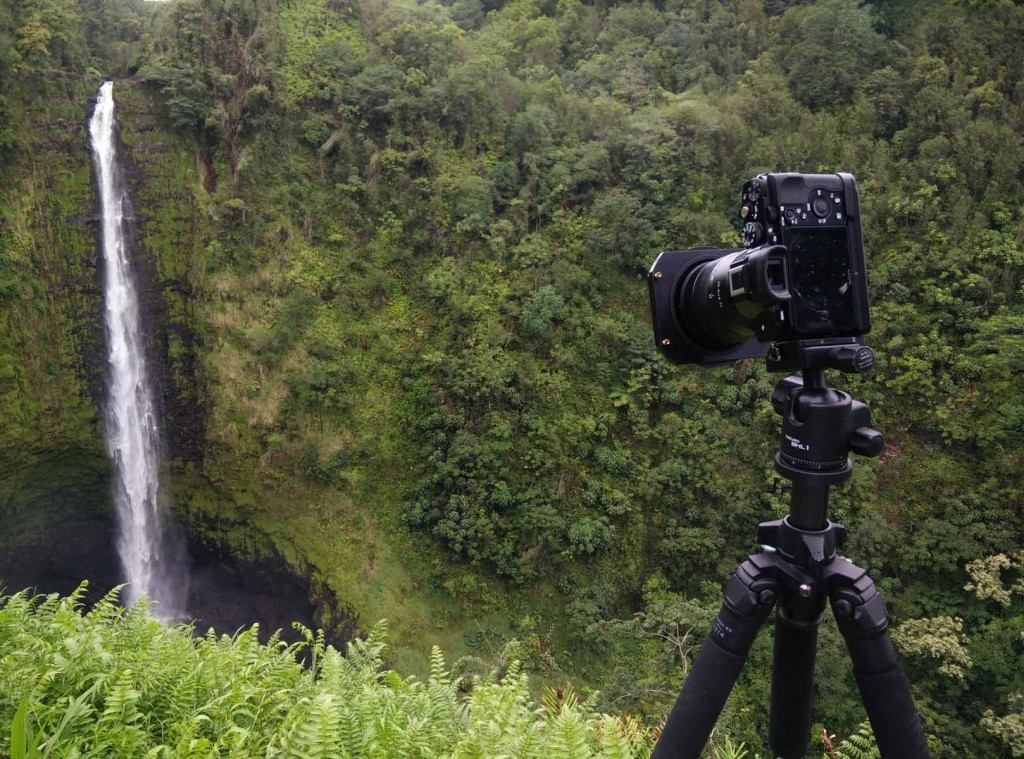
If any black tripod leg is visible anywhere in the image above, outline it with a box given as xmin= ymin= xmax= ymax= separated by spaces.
xmin=769 ymin=596 xmax=826 ymax=759
xmin=651 ymin=556 xmax=778 ymax=759
xmin=831 ymin=565 xmax=930 ymax=758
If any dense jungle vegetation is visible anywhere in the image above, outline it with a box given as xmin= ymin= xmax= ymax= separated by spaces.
xmin=1 ymin=586 xmax=663 ymax=758
xmin=0 ymin=0 xmax=1023 ymax=755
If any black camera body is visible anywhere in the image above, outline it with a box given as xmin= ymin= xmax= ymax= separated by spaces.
xmin=649 ymin=172 xmax=871 ymax=365
xmin=740 ymin=172 xmax=870 ymax=341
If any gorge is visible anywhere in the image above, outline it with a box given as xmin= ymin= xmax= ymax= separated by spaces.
xmin=0 ymin=0 xmax=1022 ymax=754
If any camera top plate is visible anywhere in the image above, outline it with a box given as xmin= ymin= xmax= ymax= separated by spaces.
xmin=741 ymin=173 xmax=862 ymax=248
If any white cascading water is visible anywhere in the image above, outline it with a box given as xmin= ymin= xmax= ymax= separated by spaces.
xmin=90 ymin=81 xmax=187 ymax=618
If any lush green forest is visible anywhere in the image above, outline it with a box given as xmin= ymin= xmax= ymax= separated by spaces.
xmin=0 ymin=0 xmax=1022 ymax=756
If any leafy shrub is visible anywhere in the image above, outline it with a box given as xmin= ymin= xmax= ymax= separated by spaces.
xmin=0 ymin=585 xmax=656 ymax=758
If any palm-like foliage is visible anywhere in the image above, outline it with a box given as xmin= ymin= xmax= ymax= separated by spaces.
xmin=0 ymin=585 xmax=659 ymax=758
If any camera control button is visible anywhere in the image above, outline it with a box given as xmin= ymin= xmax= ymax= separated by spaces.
xmin=812 ymin=197 xmax=830 ymax=218
xmin=784 ymin=208 xmax=798 ymax=223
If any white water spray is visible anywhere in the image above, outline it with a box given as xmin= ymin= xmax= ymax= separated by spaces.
xmin=90 ymin=81 xmax=187 ymax=618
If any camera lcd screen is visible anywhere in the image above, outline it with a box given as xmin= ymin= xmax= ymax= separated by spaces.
xmin=786 ymin=228 xmax=857 ymax=334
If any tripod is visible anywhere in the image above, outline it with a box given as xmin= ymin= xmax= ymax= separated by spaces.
xmin=650 ymin=338 xmax=930 ymax=759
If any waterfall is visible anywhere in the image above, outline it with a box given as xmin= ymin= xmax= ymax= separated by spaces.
xmin=89 ymin=81 xmax=188 ymax=618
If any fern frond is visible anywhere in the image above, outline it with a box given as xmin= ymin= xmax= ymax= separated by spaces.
xmin=595 ymin=714 xmax=652 ymax=759
xmin=834 ymin=721 xmax=880 ymax=759
xmin=282 ymin=693 xmax=342 ymax=759
xmin=86 ymin=585 xmax=127 ymax=623
xmin=544 ymin=700 xmax=593 ymax=759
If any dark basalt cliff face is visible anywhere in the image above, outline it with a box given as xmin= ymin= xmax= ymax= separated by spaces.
xmin=110 ymin=83 xmax=207 ymax=467
xmin=0 ymin=74 xmax=352 ymax=648
xmin=0 ymin=74 xmax=112 ymax=602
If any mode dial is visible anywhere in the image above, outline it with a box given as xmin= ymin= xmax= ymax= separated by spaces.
xmin=743 ymin=221 xmax=764 ymax=246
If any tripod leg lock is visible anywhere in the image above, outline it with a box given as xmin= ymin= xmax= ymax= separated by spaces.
xmin=713 ymin=555 xmax=781 ymax=654
xmin=827 ymin=559 xmax=931 ymax=757
xmin=828 ymin=558 xmax=888 ymax=637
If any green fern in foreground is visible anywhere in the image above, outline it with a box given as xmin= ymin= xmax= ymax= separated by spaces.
xmin=0 ymin=584 xmax=657 ymax=758
xmin=0 ymin=585 xmax=884 ymax=758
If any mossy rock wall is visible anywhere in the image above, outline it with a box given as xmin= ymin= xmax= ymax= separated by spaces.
xmin=112 ymin=80 xmax=208 ymax=466
xmin=0 ymin=73 xmax=113 ymax=594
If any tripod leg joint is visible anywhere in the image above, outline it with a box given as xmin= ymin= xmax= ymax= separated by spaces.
xmin=827 ymin=559 xmax=888 ymax=637
xmin=711 ymin=555 xmax=781 ymax=654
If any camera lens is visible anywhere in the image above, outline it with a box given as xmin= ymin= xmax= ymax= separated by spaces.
xmin=678 ymin=245 xmax=790 ymax=351
xmin=679 ymin=252 xmax=759 ymax=349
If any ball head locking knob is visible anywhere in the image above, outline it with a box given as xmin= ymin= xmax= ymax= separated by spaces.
xmin=849 ymin=427 xmax=884 ymax=458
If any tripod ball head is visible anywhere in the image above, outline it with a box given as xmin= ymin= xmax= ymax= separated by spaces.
xmin=772 ymin=378 xmax=882 ymax=476
xmin=768 ymin=344 xmax=883 ymax=532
